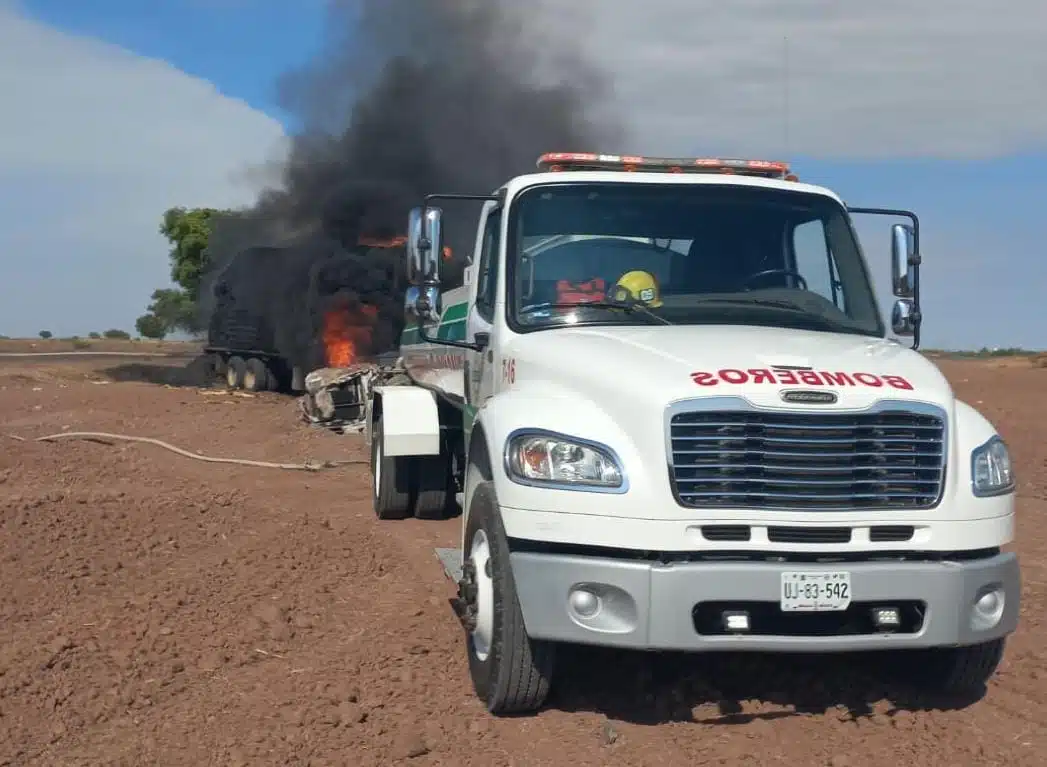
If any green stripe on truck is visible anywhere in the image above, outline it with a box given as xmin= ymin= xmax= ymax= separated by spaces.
xmin=401 ymin=301 xmax=469 ymax=345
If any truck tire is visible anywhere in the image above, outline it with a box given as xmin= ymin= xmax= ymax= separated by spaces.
xmin=243 ymin=357 xmax=270 ymax=392
xmin=913 ymin=638 xmax=1006 ymax=694
xmin=265 ymin=363 xmax=281 ymax=391
xmin=226 ymin=356 xmax=246 ymax=389
xmin=212 ymin=353 xmax=227 ymax=380
xmin=267 ymin=366 xmax=291 ymax=393
xmin=413 ymin=456 xmax=450 ymax=520
xmin=370 ymin=414 xmax=412 ymax=520
xmin=464 ymin=481 xmax=555 ymax=715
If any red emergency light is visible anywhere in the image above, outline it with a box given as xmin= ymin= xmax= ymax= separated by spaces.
xmin=536 ymin=152 xmax=798 ymax=181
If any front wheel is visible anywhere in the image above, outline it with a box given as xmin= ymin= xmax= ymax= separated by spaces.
xmin=911 ymin=638 xmax=1006 ymax=695
xmin=464 ymin=481 xmax=555 ymax=714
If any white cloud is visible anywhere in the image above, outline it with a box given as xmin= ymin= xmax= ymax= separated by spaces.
xmin=0 ymin=2 xmax=286 ymax=337
xmin=534 ymin=0 xmax=1047 ymax=159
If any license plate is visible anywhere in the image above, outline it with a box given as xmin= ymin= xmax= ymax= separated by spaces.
xmin=780 ymin=571 xmax=852 ymax=612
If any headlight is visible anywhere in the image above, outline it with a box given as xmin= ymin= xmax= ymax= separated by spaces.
xmin=505 ymin=432 xmax=624 ymax=490
xmin=971 ymin=436 xmax=1015 ymax=497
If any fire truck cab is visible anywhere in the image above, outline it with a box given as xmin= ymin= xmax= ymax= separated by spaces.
xmin=367 ymin=152 xmax=1020 ymax=715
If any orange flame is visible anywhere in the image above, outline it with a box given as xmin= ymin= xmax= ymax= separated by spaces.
xmin=357 ymin=234 xmax=452 ymax=260
xmin=359 ymin=235 xmax=408 ymax=248
xmin=323 ymin=303 xmax=378 ymax=368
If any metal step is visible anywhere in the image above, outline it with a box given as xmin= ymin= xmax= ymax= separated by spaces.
xmin=435 ymin=547 xmax=463 ymax=583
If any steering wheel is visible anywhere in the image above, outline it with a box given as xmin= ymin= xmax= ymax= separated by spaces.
xmin=743 ymin=269 xmax=808 ymax=290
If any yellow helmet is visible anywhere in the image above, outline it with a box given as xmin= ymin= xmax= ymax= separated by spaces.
xmin=612 ymin=270 xmax=663 ymax=308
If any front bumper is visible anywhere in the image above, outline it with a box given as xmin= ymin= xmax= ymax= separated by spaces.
xmin=510 ymin=550 xmax=1020 ymax=651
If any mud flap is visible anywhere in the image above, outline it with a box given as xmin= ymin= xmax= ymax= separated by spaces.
xmin=435 ymin=547 xmax=463 ymax=583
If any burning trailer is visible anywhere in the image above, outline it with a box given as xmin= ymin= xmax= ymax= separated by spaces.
xmin=203 ymin=237 xmax=413 ymax=433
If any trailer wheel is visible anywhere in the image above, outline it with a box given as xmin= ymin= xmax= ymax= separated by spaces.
xmin=268 ymin=366 xmax=291 ymax=393
xmin=371 ymin=414 xmax=412 ymax=520
xmin=212 ymin=353 xmax=227 ymax=380
xmin=243 ymin=357 xmax=270 ymax=392
xmin=265 ymin=362 xmax=281 ymax=391
xmin=413 ymin=456 xmax=451 ymax=520
xmin=912 ymin=638 xmax=1006 ymax=695
xmin=464 ymin=481 xmax=555 ymax=715
xmin=226 ymin=356 xmax=246 ymax=389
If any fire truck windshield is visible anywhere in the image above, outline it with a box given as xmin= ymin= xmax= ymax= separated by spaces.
xmin=507 ymin=182 xmax=885 ymax=338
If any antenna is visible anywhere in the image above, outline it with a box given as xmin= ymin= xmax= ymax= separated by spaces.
xmin=783 ymin=35 xmax=791 ymax=156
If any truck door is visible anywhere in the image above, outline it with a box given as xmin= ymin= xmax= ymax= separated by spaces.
xmin=464 ymin=207 xmax=502 ymax=424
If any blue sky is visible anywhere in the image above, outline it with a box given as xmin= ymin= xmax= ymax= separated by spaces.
xmin=21 ymin=0 xmax=324 ymax=124
xmin=0 ymin=0 xmax=1044 ymax=349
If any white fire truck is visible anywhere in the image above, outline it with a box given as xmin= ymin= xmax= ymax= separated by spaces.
xmin=366 ymin=152 xmax=1020 ymax=714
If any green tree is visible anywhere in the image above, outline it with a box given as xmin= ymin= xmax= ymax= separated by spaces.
xmin=135 ymin=313 xmax=167 ymax=340
xmin=38 ymin=330 xmax=52 ymax=339
xmin=102 ymin=329 xmax=131 ymax=340
xmin=143 ymin=287 xmax=200 ymax=334
xmin=88 ymin=332 xmax=101 ymax=339
xmin=138 ymin=206 xmax=234 ymax=338
xmin=160 ymin=207 xmax=230 ymax=297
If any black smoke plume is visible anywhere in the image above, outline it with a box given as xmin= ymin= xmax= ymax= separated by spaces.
xmin=200 ymin=0 xmax=619 ymax=375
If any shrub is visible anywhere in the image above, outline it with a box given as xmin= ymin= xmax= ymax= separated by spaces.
xmin=134 ymin=314 xmax=167 ymax=340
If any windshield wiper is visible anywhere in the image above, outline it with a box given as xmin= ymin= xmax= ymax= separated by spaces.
xmin=521 ymin=300 xmax=672 ymax=326
xmin=689 ymin=297 xmax=848 ymax=331
xmin=698 ymin=297 xmax=814 ymax=313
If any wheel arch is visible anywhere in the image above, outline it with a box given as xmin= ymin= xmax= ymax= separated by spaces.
xmin=463 ymin=420 xmax=495 ymax=550
xmin=370 ymin=384 xmax=442 ymax=457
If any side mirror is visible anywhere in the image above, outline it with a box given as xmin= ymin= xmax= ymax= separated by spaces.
xmin=891 ymin=298 xmax=916 ymax=337
xmin=405 ymin=206 xmax=444 ymax=323
xmin=421 ymin=207 xmax=443 ymax=285
xmin=405 ymin=206 xmax=443 ymax=286
xmin=406 ymin=208 xmax=424 ymax=284
xmin=890 ymin=223 xmax=915 ymax=297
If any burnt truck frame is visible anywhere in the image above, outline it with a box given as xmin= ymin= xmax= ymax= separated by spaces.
xmin=199 ymin=237 xmax=408 ymax=391
xmin=203 ymin=283 xmax=307 ymax=393
xmin=203 ymin=240 xmax=408 ymax=394
xmin=205 ymin=344 xmax=305 ymax=393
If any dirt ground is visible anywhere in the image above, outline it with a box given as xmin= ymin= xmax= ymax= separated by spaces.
xmin=1 ymin=354 xmax=1045 ymax=766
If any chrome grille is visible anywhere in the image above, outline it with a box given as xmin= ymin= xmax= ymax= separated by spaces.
xmin=668 ymin=404 xmax=946 ymax=510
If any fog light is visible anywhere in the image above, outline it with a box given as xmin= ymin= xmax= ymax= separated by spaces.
xmin=871 ymin=607 xmax=901 ymax=630
xmin=971 ymin=587 xmax=1005 ymax=631
xmin=568 ymin=587 xmax=602 ymax=619
xmin=723 ymin=611 xmax=750 ymax=633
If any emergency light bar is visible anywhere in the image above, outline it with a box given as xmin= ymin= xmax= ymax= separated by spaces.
xmin=536 ymin=152 xmax=797 ymax=180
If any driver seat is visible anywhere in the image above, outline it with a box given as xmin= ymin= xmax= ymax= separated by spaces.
xmin=679 ymin=233 xmax=747 ymax=294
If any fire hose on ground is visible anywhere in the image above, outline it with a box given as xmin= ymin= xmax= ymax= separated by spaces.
xmin=4 ymin=431 xmax=366 ymax=471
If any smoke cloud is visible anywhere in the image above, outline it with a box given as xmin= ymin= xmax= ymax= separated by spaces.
xmin=201 ymin=0 xmax=619 ymax=375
